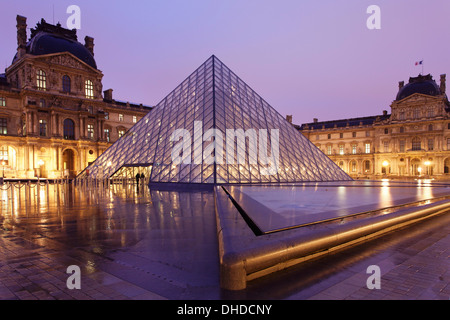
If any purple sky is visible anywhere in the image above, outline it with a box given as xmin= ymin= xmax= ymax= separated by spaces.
xmin=1 ymin=0 xmax=450 ymax=124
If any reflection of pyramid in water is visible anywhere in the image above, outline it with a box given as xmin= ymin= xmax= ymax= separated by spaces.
xmin=80 ymin=55 xmax=351 ymax=184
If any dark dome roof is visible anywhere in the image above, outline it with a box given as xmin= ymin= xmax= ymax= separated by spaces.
xmin=12 ymin=19 xmax=97 ymax=69
xmin=396 ymin=74 xmax=441 ymax=100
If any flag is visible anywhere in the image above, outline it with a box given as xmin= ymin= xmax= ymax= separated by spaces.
xmin=415 ymin=60 xmax=423 ymax=66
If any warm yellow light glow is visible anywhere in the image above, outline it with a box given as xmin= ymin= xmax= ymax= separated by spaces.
xmin=382 ymin=160 xmax=389 ymax=167
xmin=424 ymin=161 xmax=431 ymax=166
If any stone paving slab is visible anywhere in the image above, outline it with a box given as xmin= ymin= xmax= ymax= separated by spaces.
xmin=0 ymin=233 xmax=166 ymax=300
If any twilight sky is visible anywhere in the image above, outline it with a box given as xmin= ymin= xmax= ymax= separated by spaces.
xmin=1 ymin=0 xmax=450 ymax=124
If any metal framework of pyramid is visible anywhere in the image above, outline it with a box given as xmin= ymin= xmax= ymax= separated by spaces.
xmin=79 ymin=55 xmax=351 ymax=184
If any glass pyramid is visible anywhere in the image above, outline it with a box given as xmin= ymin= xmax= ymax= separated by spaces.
xmin=79 ymin=55 xmax=351 ymax=184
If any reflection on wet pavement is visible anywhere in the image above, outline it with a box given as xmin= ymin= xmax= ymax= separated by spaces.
xmin=0 ymin=182 xmax=220 ymax=299
xmin=1 ymin=181 xmax=449 ymax=300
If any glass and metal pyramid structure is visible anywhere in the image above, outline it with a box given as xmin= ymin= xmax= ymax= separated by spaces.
xmin=79 ymin=55 xmax=351 ymax=184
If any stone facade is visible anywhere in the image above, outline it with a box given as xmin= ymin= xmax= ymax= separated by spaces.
xmin=0 ymin=16 xmax=152 ymax=179
xmin=299 ymin=73 xmax=450 ymax=180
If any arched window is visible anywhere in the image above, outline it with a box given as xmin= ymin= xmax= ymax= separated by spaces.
xmin=63 ymin=119 xmax=75 ymax=140
xmin=363 ymin=160 xmax=371 ymax=173
xmin=37 ymin=70 xmax=46 ymax=90
xmin=62 ymin=75 xmax=71 ymax=93
xmin=350 ymin=160 xmax=357 ymax=173
xmin=85 ymin=80 xmax=94 ymax=99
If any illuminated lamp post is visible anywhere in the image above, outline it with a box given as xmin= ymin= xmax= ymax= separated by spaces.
xmin=424 ymin=160 xmax=431 ymax=176
xmin=382 ymin=160 xmax=389 ymax=175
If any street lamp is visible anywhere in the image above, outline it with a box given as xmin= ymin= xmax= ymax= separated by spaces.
xmin=382 ymin=160 xmax=389 ymax=175
xmin=424 ymin=161 xmax=431 ymax=176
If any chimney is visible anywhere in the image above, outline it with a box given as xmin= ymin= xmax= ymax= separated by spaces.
xmin=16 ymin=15 xmax=27 ymax=59
xmin=103 ymin=89 xmax=113 ymax=101
xmin=440 ymin=74 xmax=446 ymax=95
xmin=398 ymin=81 xmax=404 ymax=90
xmin=313 ymin=118 xmax=318 ymax=123
xmin=286 ymin=115 xmax=292 ymax=123
xmin=84 ymin=36 xmax=94 ymax=56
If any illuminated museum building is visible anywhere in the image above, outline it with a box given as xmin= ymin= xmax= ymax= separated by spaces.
xmin=299 ymin=73 xmax=450 ymax=178
xmin=2 ymin=15 xmax=450 ymax=181
xmin=0 ymin=16 xmax=152 ymax=178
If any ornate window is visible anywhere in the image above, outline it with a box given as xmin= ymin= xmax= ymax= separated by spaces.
xmin=365 ymin=143 xmax=371 ymax=154
xmin=104 ymin=128 xmax=110 ymax=142
xmin=350 ymin=160 xmax=357 ymax=173
xmin=87 ymin=124 xmax=94 ymax=140
xmin=364 ymin=160 xmax=371 ymax=173
xmin=39 ymin=119 xmax=47 ymax=137
xmin=399 ymin=140 xmax=406 ymax=152
xmin=63 ymin=119 xmax=75 ymax=140
xmin=62 ymin=75 xmax=71 ymax=93
xmin=0 ymin=97 xmax=5 ymax=107
xmin=0 ymin=118 xmax=7 ymax=135
xmin=85 ymin=80 xmax=94 ymax=99
xmin=412 ymin=137 xmax=421 ymax=151
xmin=428 ymin=139 xmax=434 ymax=151
xmin=0 ymin=146 xmax=8 ymax=165
xmin=37 ymin=69 xmax=46 ymax=91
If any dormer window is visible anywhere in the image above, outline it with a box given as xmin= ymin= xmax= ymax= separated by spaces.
xmin=85 ymin=80 xmax=94 ymax=99
xmin=36 ymin=69 xmax=46 ymax=91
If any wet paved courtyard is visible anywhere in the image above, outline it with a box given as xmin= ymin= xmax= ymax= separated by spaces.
xmin=0 ymin=181 xmax=449 ymax=300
